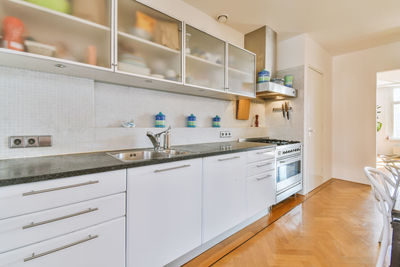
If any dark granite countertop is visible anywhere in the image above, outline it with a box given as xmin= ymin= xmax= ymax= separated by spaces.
xmin=0 ymin=141 xmax=275 ymax=187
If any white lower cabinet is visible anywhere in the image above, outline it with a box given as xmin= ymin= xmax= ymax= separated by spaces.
xmin=246 ymin=170 xmax=276 ymax=217
xmin=127 ymin=159 xmax=202 ymax=267
xmin=202 ymin=152 xmax=247 ymax=243
xmin=0 ymin=193 xmax=125 ymax=253
xmin=0 ymin=217 xmax=125 ymax=267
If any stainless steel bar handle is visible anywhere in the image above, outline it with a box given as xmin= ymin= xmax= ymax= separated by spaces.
xmin=256 ymin=151 xmax=273 ymax=155
xmin=154 ymin=164 xmax=191 ymax=173
xmin=22 ymin=208 xmax=99 ymax=230
xmin=218 ymin=156 xmax=240 ymax=161
xmin=22 ymin=180 xmax=99 ymax=196
xmin=24 ymin=235 xmax=99 ymax=262
xmin=256 ymin=162 xmax=273 ymax=168
xmin=256 ymin=175 xmax=272 ymax=181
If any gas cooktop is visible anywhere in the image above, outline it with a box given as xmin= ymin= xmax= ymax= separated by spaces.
xmin=241 ymin=138 xmax=300 ymax=146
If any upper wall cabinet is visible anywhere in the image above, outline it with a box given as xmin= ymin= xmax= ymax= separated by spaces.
xmin=185 ymin=25 xmax=225 ymax=91
xmin=117 ymin=0 xmax=182 ymax=83
xmin=228 ymin=44 xmax=256 ymax=96
xmin=0 ymin=0 xmax=112 ymax=68
xmin=0 ymin=0 xmax=256 ymax=100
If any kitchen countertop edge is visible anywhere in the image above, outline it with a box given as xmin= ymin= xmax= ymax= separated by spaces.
xmin=0 ymin=142 xmax=276 ymax=187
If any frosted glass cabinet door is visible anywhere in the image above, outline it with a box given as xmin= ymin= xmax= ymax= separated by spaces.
xmin=228 ymin=44 xmax=256 ymax=96
xmin=0 ymin=0 xmax=112 ymax=68
xmin=117 ymin=0 xmax=182 ymax=82
xmin=185 ymin=25 xmax=225 ymax=90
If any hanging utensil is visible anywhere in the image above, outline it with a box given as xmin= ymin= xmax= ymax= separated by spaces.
xmin=282 ymin=103 xmax=285 ymax=118
xmin=285 ymin=102 xmax=289 ymax=120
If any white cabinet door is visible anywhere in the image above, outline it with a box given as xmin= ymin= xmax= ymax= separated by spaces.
xmin=127 ymin=159 xmax=202 ymax=267
xmin=0 ymin=218 xmax=125 ymax=267
xmin=246 ymin=170 xmax=276 ymax=217
xmin=202 ymin=152 xmax=247 ymax=243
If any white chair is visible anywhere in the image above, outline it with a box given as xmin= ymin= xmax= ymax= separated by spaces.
xmin=364 ymin=167 xmax=396 ymax=267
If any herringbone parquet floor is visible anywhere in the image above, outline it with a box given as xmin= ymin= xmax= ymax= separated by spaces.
xmin=186 ymin=179 xmax=382 ymax=267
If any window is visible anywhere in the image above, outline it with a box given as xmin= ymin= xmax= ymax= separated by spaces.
xmin=393 ymin=88 xmax=400 ymax=138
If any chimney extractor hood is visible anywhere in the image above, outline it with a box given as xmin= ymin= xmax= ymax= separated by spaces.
xmin=256 ymin=82 xmax=297 ymax=99
xmin=245 ymin=26 xmax=298 ymax=100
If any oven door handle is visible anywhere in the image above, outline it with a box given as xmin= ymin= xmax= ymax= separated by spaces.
xmin=278 ymin=157 xmax=301 ymax=165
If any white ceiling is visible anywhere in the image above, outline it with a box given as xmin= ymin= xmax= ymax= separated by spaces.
xmin=182 ymin=0 xmax=400 ymax=55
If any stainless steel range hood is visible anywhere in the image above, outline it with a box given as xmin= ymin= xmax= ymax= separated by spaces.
xmin=256 ymin=82 xmax=297 ymax=99
xmin=245 ymin=26 xmax=297 ymax=99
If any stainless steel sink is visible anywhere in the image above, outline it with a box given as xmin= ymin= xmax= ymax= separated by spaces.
xmin=107 ymin=149 xmax=191 ymax=162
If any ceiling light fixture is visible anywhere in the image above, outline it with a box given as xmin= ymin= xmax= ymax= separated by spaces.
xmin=216 ymin=14 xmax=228 ymax=23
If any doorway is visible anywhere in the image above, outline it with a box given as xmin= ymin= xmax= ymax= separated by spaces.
xmin=376 ymin=69 xmax=400 ymax=164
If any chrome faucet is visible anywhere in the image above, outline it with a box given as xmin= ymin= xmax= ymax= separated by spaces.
xmin=146 ymin=126 xmax=171 ymax=151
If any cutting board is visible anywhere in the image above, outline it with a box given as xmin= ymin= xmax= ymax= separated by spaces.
xmin=236 ymin=99 xmax=251 ymax=120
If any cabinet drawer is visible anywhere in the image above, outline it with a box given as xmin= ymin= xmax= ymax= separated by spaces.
xmin=0 ymin=169 xmax=126 ymax=220
xmin=0 ymin=217 xmax=125 ymax=267
xmin=0 ymin=193 xmax=125 ymax=253
xmin=246 ymin=171 xmax=276 ymax=217
xmin=247 ymin=148 xmax=275 ymax=163
xmin=247 ymin=159 xmax=275 ymax=177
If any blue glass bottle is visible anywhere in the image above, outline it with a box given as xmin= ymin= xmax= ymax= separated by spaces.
xmin=155 ymin=112 xmax=166 ymax=128
xmin=187 ymin=114 xmax=196 ymax=128
xmin=212 ymin=115 xmax=221 ymax=127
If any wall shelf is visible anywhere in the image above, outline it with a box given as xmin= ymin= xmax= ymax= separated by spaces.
xmin=118 ymin=31 xmax=180 ymax=57
xmin=186 ymin=54 xmax=223 ymax=68
xmin=228 ymin=67 xmax=253 ymax=77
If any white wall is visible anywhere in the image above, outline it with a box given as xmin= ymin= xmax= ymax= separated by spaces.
xmin=265 ymin=66 xmax=305 ymax=142
xmin=0 ymin=66 xmax=267 ymax=159
xmin=277 ymin=35 xmax=306 ymax=71
xmin=332 ymin=41 xmax=400 ymax=184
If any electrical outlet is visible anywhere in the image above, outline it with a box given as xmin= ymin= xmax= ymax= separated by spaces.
xmin=9 ymin=136 xmax=24 ymax=148
xmin=9 ymin=136 xmax=52 ymax=148
xmin=219 ymin=131 xmax=232 ymax=138
xmin=24 ymin=136 xmax=39 ymax=147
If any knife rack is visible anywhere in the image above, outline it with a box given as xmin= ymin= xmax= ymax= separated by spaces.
xmin=273 ymin=101 xmax=292 ymax=120
xmin=272 ymin=107 xmax=292 ymax=112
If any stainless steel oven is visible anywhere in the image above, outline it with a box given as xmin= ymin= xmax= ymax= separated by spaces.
xmin=276 ymin=144 xmax=302 ymax=202
xmin=239 ymin=138 xmax=303 ymax=203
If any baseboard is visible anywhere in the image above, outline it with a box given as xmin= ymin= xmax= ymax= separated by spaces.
xmin=331 ymin=177 xmax=370 ymax=186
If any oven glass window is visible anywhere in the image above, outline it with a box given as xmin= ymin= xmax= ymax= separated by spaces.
xmin=277 ymin=160 xmax=301 ymax=183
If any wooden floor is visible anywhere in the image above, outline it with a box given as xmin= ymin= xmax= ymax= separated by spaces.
xmin=184 ymin=179 xmax=382 ymax=267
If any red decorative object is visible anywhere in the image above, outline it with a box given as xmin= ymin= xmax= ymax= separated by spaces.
xmin=2 ymin=16 xmax=24 ymax=51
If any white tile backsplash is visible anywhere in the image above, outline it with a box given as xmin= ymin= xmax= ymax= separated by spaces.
xmin=0 ymin=66 xmax=269 ymax=159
